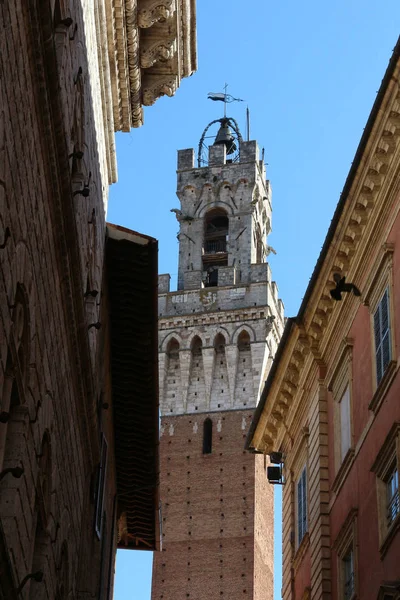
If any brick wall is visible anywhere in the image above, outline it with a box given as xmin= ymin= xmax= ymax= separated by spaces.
xmin=152 ymin=410 xmax=274 ymax=600
xmin=0 ymin=1 xmax=116 ymax=598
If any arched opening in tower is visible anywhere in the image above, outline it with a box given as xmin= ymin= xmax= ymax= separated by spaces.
xmin=202 ymin=418 xmax=213 ymax=454
xmin=164 ymin=338 xmax=181 ymax=413
xmin=255 ymin=223 xmax=264 ymax=264
xmin=210 ymin=333 xmax=230 ymax=410
xmin=187 ymin=336 xmax=206 ymax=412
xmin=235 ymin=330 xmax=253 ymax=408
xmin=203 ymin=208 xmax=229 ymax=287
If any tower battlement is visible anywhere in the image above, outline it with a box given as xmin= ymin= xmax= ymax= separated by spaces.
xmin=172 ymin=138 xmax=272 ymax=292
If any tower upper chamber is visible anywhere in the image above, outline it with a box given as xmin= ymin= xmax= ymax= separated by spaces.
xmin=158 ymin=123 xmax=284 ymax=417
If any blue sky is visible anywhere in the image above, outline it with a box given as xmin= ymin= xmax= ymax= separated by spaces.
xmin=109 ymin=2 xmax=399 ymax=598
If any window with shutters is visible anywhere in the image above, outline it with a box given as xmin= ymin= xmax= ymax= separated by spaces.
xmin=371 ymin=423 xmax=400 ymax=556
xmin=296 ymin=466 xmax=308 ymax=547
xmin=374 ymin=288 xmax=392 ymax=385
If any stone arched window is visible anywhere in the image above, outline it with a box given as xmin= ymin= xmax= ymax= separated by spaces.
xmin=0 ymin=285 xmax=29 ymax=471
xmin=167 ymin=338 xmax=180 ymax=358
xmin=203 ymin=418 xmax=213 ymax=454
xmin=191 ymin=335 xmax=202 ymax=357
xmin=37 ymin=433 xmax=52 ymax=528
xmin=214 ymin=332 xmax=226 ymax=353
xmin=203 ymin=208 xmax=229 ymax=286
xmin=255 ymin=223 xmax=263 ymax=264
xmin=29 ymin=510 xmax=47 ymax=600
xmin=70 ymin=74 xmax=85 ymax=179
xmin=56 ymin=541 xmax=69 ymax=600
xmin=238 ymin=330 xmax=251 ymax=351
xmin=29 ymin=434 xmax=53 ymax=600
xmin=53 ymin=0 xmax=71 ymax=68
xmin=12 ymin=284 xmax=30 ymax=384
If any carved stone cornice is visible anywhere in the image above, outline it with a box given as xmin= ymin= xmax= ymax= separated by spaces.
xmin=104 ymin=0 xmax=197 ymax=129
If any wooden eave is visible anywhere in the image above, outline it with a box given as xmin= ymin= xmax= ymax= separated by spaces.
xmin=106 ymin=223 xmax=160 ymax=551
xmin=246 ymin=36 xmax=400 ymax=455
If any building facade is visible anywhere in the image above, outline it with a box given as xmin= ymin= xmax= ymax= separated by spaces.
xmin=152 ymin=121 xmax=284 ymax=600
xmin=246 ymin=38 xmax=400 ymax=600
xmin=0 ymin=0 xmax=196 ymax=598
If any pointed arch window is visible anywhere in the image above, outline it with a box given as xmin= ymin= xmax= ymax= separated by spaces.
xmin=203 ymin=418 xmax=213 ymax=454
xmin=191 ymin=336 xmax=203 ymax=357
xmin=0 ymin=286 xmax=29 ymax=471
xmin=214 ymin=333 xmax=226 ymax=353
xmin=238 ymin=330 xmax=251 ymax=350
xmin=167 ymin=338 xmax=180 ymax=358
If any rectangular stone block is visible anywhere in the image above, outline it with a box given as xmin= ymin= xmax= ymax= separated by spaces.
xmin=250 ymin=263 xmax=268 ymax=283
xmin=177 ymin=148 xmax=195 ymax=170
xmin=240 ymin=140 xmax=259 ymax=163
xmin=218 ymin=265 xmax=236 ymax=286
xmin=158 ymin=274 xmax=171 ymax=293
xmin=208 ymin=143 xmax=226 ymax=166
xmin=183 ymin=270 xmax=203 ymax=290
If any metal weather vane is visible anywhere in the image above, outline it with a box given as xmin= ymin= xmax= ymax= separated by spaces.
xmin=208 ymin=83 xmax=244 ymax=117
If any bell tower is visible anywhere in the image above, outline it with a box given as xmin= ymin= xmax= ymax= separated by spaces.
xmin=152 ymin=117 xmax=284 ymax=600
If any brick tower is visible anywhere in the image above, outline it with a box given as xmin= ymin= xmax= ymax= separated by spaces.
xmin=152 ymin=118 xmax=284 ymax=600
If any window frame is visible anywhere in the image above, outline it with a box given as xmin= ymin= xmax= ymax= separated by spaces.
xmin=373 ymin=287 xmax=392 ymax=385
xmin=386 ymin=462 xmax=399 ymax=527
xmin=342 ymin=546 xmax=355 ymax=600
xmin=328 ymin=339 xmax=354 ymax=484
xmin=371 ymin=423 xmax=400 ymax=555
xmin=296 ymin=465 xmax=308 ymax=548
xmin=363 ymin=244 xmax=396 ymax=398
xmin=334 ymin=508 xmax=358 ymax=600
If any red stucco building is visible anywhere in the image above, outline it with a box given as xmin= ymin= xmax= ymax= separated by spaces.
xmin=246 ymin=38 xmax=400 ymax=600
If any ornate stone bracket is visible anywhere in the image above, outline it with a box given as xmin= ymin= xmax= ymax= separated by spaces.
xmin=138 ymin=0 xmax=176 ymax=28
xmin=142 ymin=76 xmax=178 ymax=106
xmin=140 ymin=38 xmax=177 ymax=69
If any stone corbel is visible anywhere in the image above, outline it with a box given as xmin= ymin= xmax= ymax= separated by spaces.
xmin=138 ymin=0 xmax=176 ymax=28
xmin=140 ymin=38 xmax=177 ymax=69
xmin=142 ymin=76 xmax=178 ymax=106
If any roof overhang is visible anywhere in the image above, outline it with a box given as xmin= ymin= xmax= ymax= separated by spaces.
xmin=106 ymin=223 xmax=160 ymax=551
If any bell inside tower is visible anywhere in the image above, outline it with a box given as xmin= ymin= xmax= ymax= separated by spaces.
xmin=203 ymin=208 xmax=229 ymax=287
